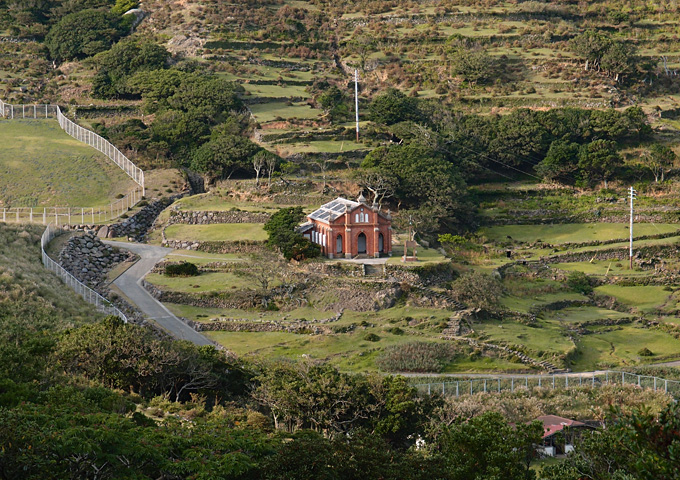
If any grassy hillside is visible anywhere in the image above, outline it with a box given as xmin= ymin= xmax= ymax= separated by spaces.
xmin=0 ymin=119 xmax=134 ymax=207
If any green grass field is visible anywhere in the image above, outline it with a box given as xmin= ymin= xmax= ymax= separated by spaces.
xmin=595 ymin=285 xmax=671 ymax=312
xmin=0 ymin=119 xmax=134 ymax=207
xmin=481 ymin=223 xmax=680 ymax=245
xmin=163 ymin=223 xmax=268 ymax=242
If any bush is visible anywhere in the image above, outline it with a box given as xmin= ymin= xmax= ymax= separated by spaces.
xmin=449 ymin=271 xmax=504 ymax=310
xmin=165 ymin=262 xmax=199 ymax=277
xmin=566 ymin=271 xmax=593 ymax=294
xmin=376 ymin=341 xmax=461 ymax=373
xmin=364 ymin=333 xmax=380 ymax=342
xmin=386 ymin=327 xmax=404 ymax=335
xmin=638 ymin=347 xmax=654 ymax=357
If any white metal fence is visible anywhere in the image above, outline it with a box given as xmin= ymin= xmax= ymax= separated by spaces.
xmin=413 ymin=370 xmax=680 ymax=398
xmin=0 ymin=98 xmax=145 ymax=224
xmin=41 ymin=224 xmax=128 ymax=322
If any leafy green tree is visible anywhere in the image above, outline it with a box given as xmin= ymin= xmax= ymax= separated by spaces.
xmin=93 ymin=37 xmax=169 ymax=98
xmin=578 ymin=139 xmax=623 ymax=187
xmin=45 ymin=9 xmax=126 ymax=62
xmin=570 ymin=30 xmax=612 ymax=72
xmin=488 ymin=109 xmax=550 ymax=168
xmin=566 ymin=271 xmax=593 ymax=294
xmin=190 ymin=134 xmax=261 ymax=184
xmin=368 ymin=88 xmax=420 ymax=126
xmin=151 ymin=108 xmax=211 ymax=155
xmin=451 ymin=46 xmax=494 ymax=85
xmin=536 ymin=140 xmax=580 ymax=182
xmin=263 ymin=207 xmax=320 ymax=261
xmin=449 ymin=270 xmax=503 ymax=311
xmin=601 ymin=42 xmax=638 ymax=83
xmin=646 ymin=144 xmax=676 ymax=182
xmin=317 ymin=85 xmax=349 ymax=121
xmin=433 ymin=412 xmax=543 ymax=480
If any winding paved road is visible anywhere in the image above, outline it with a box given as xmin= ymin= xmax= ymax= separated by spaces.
xmin=105 ymin=240 xmax=212 ymax=346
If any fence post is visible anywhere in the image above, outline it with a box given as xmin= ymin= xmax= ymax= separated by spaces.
xmin=538 ymin=376 xmax=541 ymax=388
xmin=606 ymin=371 xmax=609 ymax=384
xmin=638 ymin=375 xmax=641 ymax=387
xmin=511 ymin=378 xmax=514 ymax=392
xmin=427 ymin=384 xmax=431 ymax=395
xmin=665 ymin=380 xmax=668 ymax=393
xmin=654 ymin=377 xmax=657 ymax=391
xmin=622 ymin=372 xmax=625 ymax=385
xmin=456 ymin=382 xmax=459 ymax=397
xmin=442 ymin=383 xmax=445 ymax=395
xmin=566 ymin=375 xmax=569 ymax=388
xmin=484 ymin=379 xmax=487 ymax=393
xmin=498 ymin=378 xmax=500 ymax=393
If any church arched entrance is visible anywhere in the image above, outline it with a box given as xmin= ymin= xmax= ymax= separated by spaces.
xmin=378 ymin=233 xmax=384 ymax=253
xmin=357 ymin=233 xmax=367 ymax=254
xmin=336 ymin=234 xmax=343 ymax=254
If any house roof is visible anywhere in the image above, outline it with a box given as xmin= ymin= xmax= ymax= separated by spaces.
xmin=307 ymin=197 xmax=361 ymax=224
xmin=534 ymin=415 xmax=587 ymax=438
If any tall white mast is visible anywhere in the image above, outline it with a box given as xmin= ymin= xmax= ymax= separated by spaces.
xmin=354 ymin=69 xmax=359 ymax=142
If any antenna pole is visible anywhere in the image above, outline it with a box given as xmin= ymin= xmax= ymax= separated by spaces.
xmin=629 ymin=186 xmax=636 ymax=269
xmin=354 ymin=69 xmax=360 ymax=143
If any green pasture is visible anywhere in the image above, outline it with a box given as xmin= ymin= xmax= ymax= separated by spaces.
xmin=481 ymin=223 xmax=680 ymax=245
xmin=249 ymin=101 xmax=322 ymax=123
xmin=171 ymin=193 xmax=286 ymax=212
xmin=163 ymin=223 xmax=267 ymax=242
xmin=243 ymin=84 xmax=310 ymax=98
xmin=542 ymin=306 xmax=630 ymax=324
xmin=0 ymin=119 xmax=133 ymax=207
xmin=273 ymin=139 xmax=368 ymax=155
xmin=146 ymin=270 xmax=275 ymax=292
xmin=386 ymin=243 xmax=448 ymax=265
xmin=594 ymin=285 xmax=671 ymax=312
xmin=166 ymin=251 xmax=247 ymax=264
xmin=476 ymin=319 xmax=575 ymax=355
xmin=573 ymin=325 xmax=680 ymax=370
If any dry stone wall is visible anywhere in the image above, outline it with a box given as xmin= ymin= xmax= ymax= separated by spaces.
xmin=59 ymin=233 xmax=133 ymax=288
xmin=166 ymin=210 xmax=270 ymax=225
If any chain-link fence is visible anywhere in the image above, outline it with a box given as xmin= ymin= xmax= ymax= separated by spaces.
xmin=0 ymin=98 xmax=145 ymax=224
xmin=413 ymin=370 xmax=680 ymax=398
xmin=41 ymin=224 xmax=127 ymax=322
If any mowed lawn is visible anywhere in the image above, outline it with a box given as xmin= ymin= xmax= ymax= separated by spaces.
xmin=0 ymin=119 xmax=133 ymax=207
xmin=481 ymin=223 xmax=680 ymax=245
xmin=164 ymin=223 xmax=268 ymax=242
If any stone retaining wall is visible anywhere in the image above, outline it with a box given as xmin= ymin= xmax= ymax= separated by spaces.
xmin=106 ymin=197 xmax=176 ymax=242
xmin=59 ymin=233 xmax=133 ymax=288
xmin=143 ymin=281 xmax=261 ymax=309
xmin=166 ymin=210 xmax=270 ymax=225
xmin=161 ymin=239 xmax=267 ymax=254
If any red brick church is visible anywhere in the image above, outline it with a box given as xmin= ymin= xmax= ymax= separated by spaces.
xmin=300 ymin=195 xmax=392 ymax=259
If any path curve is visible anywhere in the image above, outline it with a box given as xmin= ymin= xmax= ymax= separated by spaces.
xmin=105 ymin=240 xmax=212 ymax=346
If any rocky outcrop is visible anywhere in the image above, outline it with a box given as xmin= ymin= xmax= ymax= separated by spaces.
xmin=59 ymin=233 xmax=133 ymax=288
xmin=166 ymin=210 xmax=270 ymax=225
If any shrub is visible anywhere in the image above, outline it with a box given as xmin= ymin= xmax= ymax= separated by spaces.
xmin=566 ymin=271 xmax=593 ymax=294
xmin=376 ymin=341 xmax=460 ymax=373
xmin=638 ymin=347 xmax=654 ymax=357
xmin=364 ymin=333 xmax=380 ymax=342
xmin=165 ymin=262 xmax=199 ymax=277
xmin=386 ymin=327 xmax=404 ymax=335
xmin=449 ymin=271 xmax=503 ymax=310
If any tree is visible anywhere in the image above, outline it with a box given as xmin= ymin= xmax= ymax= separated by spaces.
xmin=368 ymin=88 xmax=420 ymax=126
xmin=263 ymin=207 xmax=320 ymax=261
xmin=252 ymin=150 xmax=267 ymax=186
xmin=93 ymin=37 xmax=169 ymax=98
xmin=190 ymin=135 xmax=261 ymax=184
xmin=601 ymin=42 xmax=637 ymax=83
xmin=646 ymin=144 xmax=676 ymax=182
xmin=578 ymin=139 xmax=623 ymax=188
xmin=265 ymin=150 xmax=278 ymax=186
xmin=317 ymin=85 xmax=349 ymax=121
xmin=570 ymin=30 xmax=611 ymax=72
xmin=236 ymin=255 xmax=284 ymax=307
xmin=433 ymin=412 xmax=543 ymax=480
xmin=451 ymin=46 xmax=494 ymax=85
xmin=535 ymin=140 xmax=580 ymax=183
xmin=45 ymin=9 xmax=126 ymax=62
xmin=448 ymin=271 xmax=503 ymax=311
xmin=353 ymin=169 xmax=396 ymax=208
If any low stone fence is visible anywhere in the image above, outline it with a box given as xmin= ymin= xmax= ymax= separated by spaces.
xmin=385 ymin=262 xmax=456 ymax=286
xmin=161 ymin=239 xmax=267 ymax=254
xmin=166 ymin=210 xmax=270 ymax=225
xmin=302 ymin=262 xmax=364 ymax=277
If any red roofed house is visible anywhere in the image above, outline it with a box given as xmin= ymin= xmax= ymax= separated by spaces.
xmin=534 ymin=415 xmax=592 ymax=457
xmin=299 ymin=195 xmax=392 ymax=259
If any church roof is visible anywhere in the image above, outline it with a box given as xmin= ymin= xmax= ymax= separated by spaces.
xmin=308 ymin=197 xmax=361 ymax=224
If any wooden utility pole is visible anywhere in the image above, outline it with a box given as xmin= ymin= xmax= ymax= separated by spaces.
xmin=629 ymin=186 xmax=637 ymax=269
xmin=354 ymin=69 xmax=360 ymax=142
